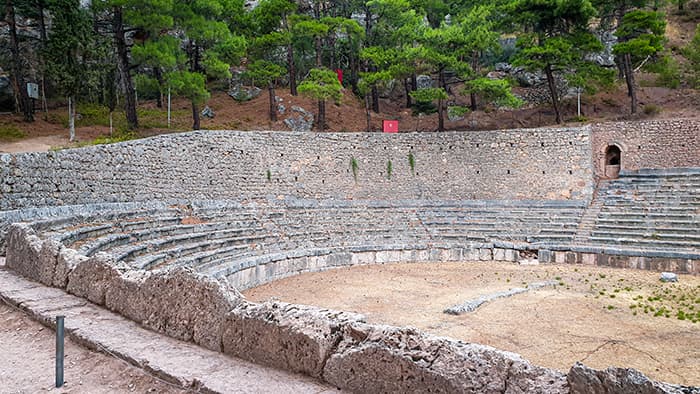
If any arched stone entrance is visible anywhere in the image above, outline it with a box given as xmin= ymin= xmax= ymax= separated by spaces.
xmin=604 ymin=145 xmax=621 ymax=178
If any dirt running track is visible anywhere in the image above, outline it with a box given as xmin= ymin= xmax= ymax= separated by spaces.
xmin=245 ymin=261 xmax=700 ymax=386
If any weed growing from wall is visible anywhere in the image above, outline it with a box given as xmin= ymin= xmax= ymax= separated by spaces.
xmin=351 ymin=157 xmax=359 ymax=182
xmin=408 ymin=152 xmax=415 ymax=175
xmin=387 ymin=159 xmax=393 ymax=180
xmin=266 ymin=169 xmax=272 ymax=182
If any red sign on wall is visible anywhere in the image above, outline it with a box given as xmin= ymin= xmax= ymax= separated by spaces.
xmin=383 ymin=120 xmax=399 ymax=133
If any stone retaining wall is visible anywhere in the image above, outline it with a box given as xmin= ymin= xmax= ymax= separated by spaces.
xmin=591 ymin=118 xmax=700 ymax=178
xmin=5 ymin=222 xmax=694 ymax=394
xmin=0 ymin=127 xmax=593 ymax=210
xmin=538 ymin=249 xmax=700 ymax=275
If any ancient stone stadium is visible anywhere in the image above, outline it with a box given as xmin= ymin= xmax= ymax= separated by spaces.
xmin=1 ymin=119 xmax=699 ymax=393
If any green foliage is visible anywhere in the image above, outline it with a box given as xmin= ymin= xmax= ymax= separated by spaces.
xmin=643 ymin=104 xmax=661 ymax=115
xmin=408 ymin=152 xmax=415 ymax=175
xmin=351 ymin=157 xmax=359 ymax=181
xmin=135 ymin=74 xmax=162 ymax=100
xmin=683 ymin=24 xmax=700 ymax=88
xmin=167 ymin=71 xmax=210 ymax=104
xmin=410 ymin=87 xmax=448 ymax=103
xmin=463 ymin=78 xmax=523 ymax=108
xmin=266 ymin=169 xmax=272 ymax=182
xmin=0 ymin=125 xmax=26 ymax=141
xmin=614 ymin=10 xmax=666 ymax=60
xmin=298 ymin=68 xmax=343 ymax=103
xmin=245 ymin=60 xmax=286 ymax=86
xmin=43 ymin=0 xmax=94 ymax=98
xmin=386 ymin=159 xmax=393 ymax=179
xmin=448 ymin=106 xmax=470 ymax=118
xmin=646 ymin=55 xmax=681 ymax=89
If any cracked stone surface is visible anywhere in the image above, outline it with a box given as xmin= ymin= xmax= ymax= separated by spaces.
xmin=0 ymin=267 xmax=338 ymax=393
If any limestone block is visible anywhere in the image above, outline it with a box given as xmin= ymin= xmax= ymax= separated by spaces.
xmin=5 ymin=223 xmax=42 ymax=282
xmin=505 ymin=249 xmax=518 ymax=262
xmin=66 ymin=253 xmax=128 ymax=306
xmin=351 ymin=251 xmax=375 ymax=265
xmin=138 ymin=267 xmax=243 ymax=352
xmin=581 ymin=253 xmax=596 ymax=266
xmin=323 ymin=323 xmax=568 ymax=393
xmin=555 ymin=252 xmax=566 ymax=264
xmin=493 ymin=248 xmax=506 ymax=261
xmin=104 ymin=269 xmax=152 ymax=323
xmin=567 ymin=362 xmax=696 ymax=394
xmin=53 ymin=247 xmax=87 ymax=288
xmin=37 ymin=239 xmax=62 ymax=286
xmin=222 ymin=301 xmax=364 ymax=378
xmin=479 ymin=248 xmax=493 ymax=261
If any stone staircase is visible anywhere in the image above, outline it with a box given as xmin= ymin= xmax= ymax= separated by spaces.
xmin=573 ymin=170 xmax=700 ymax=254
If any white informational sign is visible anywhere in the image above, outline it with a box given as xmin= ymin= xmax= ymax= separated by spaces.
xmin=27 ymin=82 xmax=39 ymax=99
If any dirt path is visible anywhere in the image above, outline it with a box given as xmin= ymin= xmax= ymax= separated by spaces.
xmin=0 ymin=301 xmax=186 ymax=393
xmin=245 ymin=261 xmax=700 ymax=386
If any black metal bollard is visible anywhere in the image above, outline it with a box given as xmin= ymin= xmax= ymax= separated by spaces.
xmin=56 ymin=315 xmax=64 ymax=388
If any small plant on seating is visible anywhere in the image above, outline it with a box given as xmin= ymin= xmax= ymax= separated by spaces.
xmin=351 ymin=157 xmax=359 ymax=182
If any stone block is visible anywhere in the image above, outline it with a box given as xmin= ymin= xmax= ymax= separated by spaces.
xmin=323 ymin=323 xmax=568 ymax=393
xmin=222 ymin=301 xmax=363 ymax=378
xmin=5 ymin=224 xmax=42 ymax=282
xmin=493 ymin=248 xmax=506 ymax=261
xmin=479 ymin=248 xmax=493 ymax=261
xmin=555 ymin=252 xmax=566 ymax=264
xmin=53 ymin=248 xmax=87 ymax=288
xmin=137 ymin=267 xmax=242 ymax=352
xmin=567 ymin=362 xmax=693 ymax=394
xmin=581 ymin=253 xmax=596 ymax=266
xmin=66 ymin=253 xmax=128 ymax=306
xmin=351 ymin=251 xmax=375 ymax=265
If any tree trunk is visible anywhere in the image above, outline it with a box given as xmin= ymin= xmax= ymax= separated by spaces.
xmin=154 ymin=67 xmax=164 ymax=108
xmin=315 ymin=36 xmax=322 ymax=67
xmin=287 ymin=43 xmax=297 ymax=96
xmin=113 ymin=6 xmax=138 ymax=129
xmin=623 ymin=53 xmax=637 ymax=114
xmin=364 ymin=94 xmax=372 ymax=132
xmin=191 ymin=100 xmax=200 ymax=130
xmin=470 ymin=51 xmax=479 ymax=111
xmin=7 ymin=0 xmax=33 ymax=121
xmin=437 ymin=98 xmax=444 ymax=132
xmin=268 ymin=82 xmax=277 ymax=122
xmin=544 ymin=64 xmax=562 ymax=124
xmin=438 ymin=68 xmax=446 ymax=131
xmin=68 ymin=96 xmax=76 ymax=142
xmin=317 ymin=99 xmax=325 ymax=131
xmin=404 ymin=79 xmax=412 ymax=108
xmin=371 ymin=86 xmax=379 ymax=113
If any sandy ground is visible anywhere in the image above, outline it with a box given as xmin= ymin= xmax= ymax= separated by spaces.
xmin=245 ymin=262 xmax=700 ymax=386
xmin=0 ymin=302 xmax=186 ymax=394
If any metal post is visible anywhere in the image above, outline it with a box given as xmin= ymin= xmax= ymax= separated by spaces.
xmin=577 ymin=87 xmax=582 ymax=118
xmin=167 ymin=87 xmax=171 ymax=129
xmin=56 ymin=316 xmax=64 ymax=388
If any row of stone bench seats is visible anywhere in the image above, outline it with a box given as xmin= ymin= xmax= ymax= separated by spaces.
xmin=19 ymin=200 xmax=586 ymax=275
xmin=587 ymin=171 xmax=700 ymax=252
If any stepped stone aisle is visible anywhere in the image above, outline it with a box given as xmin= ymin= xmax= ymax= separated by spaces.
xmin=572 ymin=180 xmax=609 ymax=244
xmin=0 ymin=263 xmax=337 ymax=394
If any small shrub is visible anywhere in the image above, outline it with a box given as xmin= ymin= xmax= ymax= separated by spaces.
xmin=408 ymin=152 xmax=415 ymax=175
xmin=0 ymin=125 xmax=26 ymax=141
xmin=351 ymin=157 xmax=359 ymax=181
xmin=643 ymin=104 xmax=661 ymax=116
xmin=266 ymin=169 xmax=272 ymax=182
xmin=386 ymin=159 xmax=393 ymax=180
